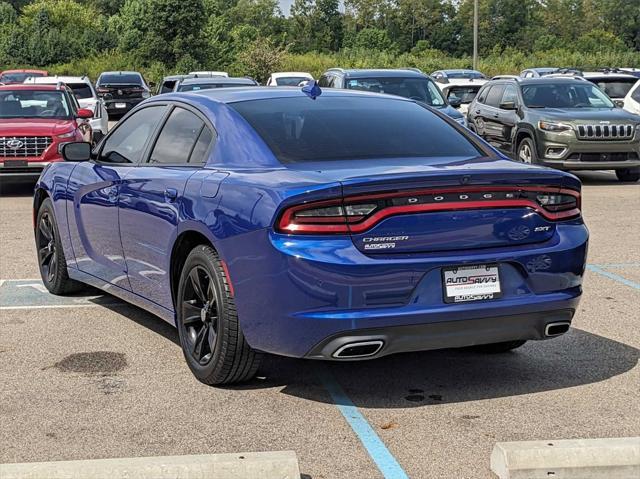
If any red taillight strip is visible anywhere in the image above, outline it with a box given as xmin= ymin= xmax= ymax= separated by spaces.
xmin=276 ymin=186 xmax=581 ymax=234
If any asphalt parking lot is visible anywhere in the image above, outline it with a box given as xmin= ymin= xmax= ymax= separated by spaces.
xmin=0 ymin=170 xmax=638 ymax=478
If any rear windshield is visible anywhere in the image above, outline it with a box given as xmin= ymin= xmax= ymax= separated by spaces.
xmin=178 ymin=82 xmax=253 ymax=92
xmin=231 ymin=96 xmax=481 ymax=163
xmin=446 ymin=71 xmax=485 ymax=79
xmin=98 ymin=73 xmax=143 ymax=85
xmin=446 ymin=86 xmax=482 ymax=103
xmin=275 ymin=77 xmax=309 ymax=86
xmin=67 ymin=83 xmax=94 ymax=99
xmin=345 ymin=77 xmax=446 ymax=106
xmin=588 ymin=78 xmax=636 ymax=98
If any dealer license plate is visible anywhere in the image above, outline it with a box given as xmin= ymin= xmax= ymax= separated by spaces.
xmin=442 ymin=264 xmax=501 ymax=303
xmin=3 ymin=160 xmax=28 ymax=167
xmin=115 ymin=103 xmax=127 ymax=108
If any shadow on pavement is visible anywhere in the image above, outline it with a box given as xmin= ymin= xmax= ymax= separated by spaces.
xmin=0 ymin=180 xmax=36 ymax=197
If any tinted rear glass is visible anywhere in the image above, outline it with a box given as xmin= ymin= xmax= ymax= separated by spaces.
xmin=231 ymin=96 xmax=481 ymax=163
xmin=99 ymin=73 xmax=143 ymax=85
xmin=275 ymin=77 xmax=309 ymax=86
xmin=589 ymin=78 xmax=636 ymax=98
xmin=446 ymin=86 xmax=481 ymax=103
xmin=345 ymin=77 xmax=446 ymax=106
xmin=67 ymin=83 xmax=94 ymax=99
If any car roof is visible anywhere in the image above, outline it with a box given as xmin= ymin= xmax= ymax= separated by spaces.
xmin=154 ymin=86 xmax=413 ymax=105
xmin=163 ymin=74 xmax=189 ymax=81
xmin=179 ymin=77 xmax=257 ymax=86
xmin=524 ymin=67 xmax=558 ymax=73
xmin=326 ymin=68 xmax=427 ymax=79
xmin=1 ymin=69 xmax=48 ymax=74
xmin=582 ymin=72 xmax=637 ymax=79
xmin=496 ymin=77 xmax=589 ymax=86
xmin=0 ymin=84 xmax=61 ymax=91
xmin=25 ymin=75 xmax=90 ymax=84
xmin=99 ymin=71 xmax=141 ymax=76
xmin=270 ymin=72 xmax=313 ymax=79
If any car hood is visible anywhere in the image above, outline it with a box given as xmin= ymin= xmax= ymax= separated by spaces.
xmin=533 ymin=108 xmax=640 ymax=122
xmin=435 ymin=104 xmax=464 ymax=120
xmin=0 ymin=118 xmax=75 ymax=137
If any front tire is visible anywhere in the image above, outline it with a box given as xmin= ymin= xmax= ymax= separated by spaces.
xmin=35 ymin=198 xmax=83 ymax=295
xmin=469 ymin=340 xmax=527 ymax=354
xmin=176 ymin=245 xmax=261 ymax=385
xmin=615 ymin=168 xmax=640 ymax=182
xmin=516 ymin=137 xmax=537 ymax=164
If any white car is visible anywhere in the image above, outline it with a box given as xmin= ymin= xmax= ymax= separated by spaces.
xmin=266 ymin=72 xmax=313 ymax=86
xmin=24 ymin=75 xmax=109 ymax=142
xmin=436 ymin=78 xmax=488 ymax=116
xmin=623 ymin=80 xmax=640 ymax=115
xmin=188 ymin=71 xmax=228 ymax=78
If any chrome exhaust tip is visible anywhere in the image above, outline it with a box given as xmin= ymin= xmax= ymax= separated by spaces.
xmin=545 ymin=321 xmax=571 ymax=337
xmin=332 ymin=340 xmax=384 ymax=359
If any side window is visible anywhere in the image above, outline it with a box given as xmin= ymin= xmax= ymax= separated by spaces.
xmin=189 ymin=126 xmax=215 ymax=164
xmin=160 ymin=81 xmax=175 ymax=94
xmin=476 ymin=86 xmax=490 ymax=104
xmin=500 ymin=85 xmax=518 ymax=107
xmin=67 ymin=90 xmax=79 ymax=114
xmin=632 ymin=85 xmax=640 ymax=102
xmin=485 ymin=85 xmax=505 ymax=108
xmin=148 ymin=107 xmax=204 ymax=165
xmin=100 ymin=106 xmax=165 ymax=164
xmin=318 ymin=75 xmax=330 ymax=87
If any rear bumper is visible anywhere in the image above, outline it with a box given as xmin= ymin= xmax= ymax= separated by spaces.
xmin=104 ymin=98 xmax=144 ymax=114
xmin=306 ymin=309 xmax=575 ymax=360
xmin=219 ymin=222 xmax=588 ymax=358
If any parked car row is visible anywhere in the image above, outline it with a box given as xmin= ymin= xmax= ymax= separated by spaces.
xmin=1 ymin=64 xmax=639 ymax=183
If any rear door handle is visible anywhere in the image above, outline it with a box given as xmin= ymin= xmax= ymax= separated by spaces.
xmin=164 ymin=188 xmax=178 ymax=202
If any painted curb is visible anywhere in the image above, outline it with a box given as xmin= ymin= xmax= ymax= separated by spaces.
xmin=0 ymin=451 xmax=301 ymax=479
xmin=491 ymin=437 xmax=640 ymax=478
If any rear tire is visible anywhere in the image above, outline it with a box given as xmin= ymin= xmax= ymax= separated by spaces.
xmin=176 ymin=245 xmax=261 ymax=385
xmin=516 ymin=137 xmax=537 ymax=164
xmin=615 ymin=168 xmax=640 ymax=182
xmin=35 ymin=198 xmax=84 ymax=295
xmin=468 ymin=340 xmax=527 ymax=354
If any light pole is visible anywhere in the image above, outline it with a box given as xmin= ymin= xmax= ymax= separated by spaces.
xmin=473 ymin=0 xmax=478 ymax=70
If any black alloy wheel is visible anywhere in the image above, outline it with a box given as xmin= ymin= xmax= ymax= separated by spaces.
xmin=181 ymin=265 xmax=219 ymax=365
xmin=37 ymin=211 xmax=58 ymax=284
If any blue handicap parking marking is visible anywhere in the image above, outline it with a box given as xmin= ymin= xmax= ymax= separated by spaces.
xmin=0 ymin=279 xmax=122 ymax=309
xmin=586 ymin=263 xmax=640 ymax=291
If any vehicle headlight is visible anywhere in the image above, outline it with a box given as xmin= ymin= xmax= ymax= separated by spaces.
xmin=142 ymin=91 xmax=151 ymax=99
xmin=539 ymin=121 xmax=573 ymax=133
xmin=57 ymin=131 xmax=76 ymax=139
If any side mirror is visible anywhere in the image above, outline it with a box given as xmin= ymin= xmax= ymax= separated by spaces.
xmin=61 ymin=142 xmax=91 ymax=162
xmin=77 ymin=108 xmax=93 ymax=119
xmin=499 ymin=101 xmax=518 ymax=110
xmin=614 ymin=99 xmax=624 ymax=108
xmin=448 ymin=97 xmax=462 ymax=108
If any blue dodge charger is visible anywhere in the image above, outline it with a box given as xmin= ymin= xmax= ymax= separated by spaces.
xmin=34 ymin=86 xmax=588 ymax=385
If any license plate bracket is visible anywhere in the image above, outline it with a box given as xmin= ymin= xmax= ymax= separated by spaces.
xmin=442 ymin=264 xmax=502 ymax=303
xmin=3 ymin=160 xmax=28 ymax=167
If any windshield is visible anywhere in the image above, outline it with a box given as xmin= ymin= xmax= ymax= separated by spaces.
xmin=67 ymin=83 xmax=94 ymax=99
xmin=345 ymin=77 xmax=446 ymax=107
xmin=178 ymin=82 xmax=253 ymax=92
xmin=98 ymin=73 xmax=143 ymax=85
xmin=446 ymin=86 xmax=482 ymax=104
xmin=0 ymin=90 xmax=72 ymax=119
xmin=230 ymin=96 xmax=481 ymax=163
xmin=275 ymin=77 xmax=309 ymax=86
xmin=521 ymin=83 xmax=615 ymax=108
xmin=0 ymin=72 xmax=45 ymax=83
xmin=589 ymin=78 xmax=636 ymax=98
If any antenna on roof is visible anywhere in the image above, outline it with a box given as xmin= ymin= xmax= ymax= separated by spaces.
xmin=302 ymin=80 xmax=322 ymax=100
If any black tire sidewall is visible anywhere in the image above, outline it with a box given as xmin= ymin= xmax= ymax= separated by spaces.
xmin=36 ymin=198 xmax=67 ymax=292
xmin=616 ymin=168 xmax=640 ymax=182
xmin=176 ymin=246 xmax=229 ymax=378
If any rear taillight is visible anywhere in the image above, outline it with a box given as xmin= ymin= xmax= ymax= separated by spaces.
xmin=96 ymin=87 xmax=109 ymax=94
xmin=276 ymin=186 xmax=581 ymax=235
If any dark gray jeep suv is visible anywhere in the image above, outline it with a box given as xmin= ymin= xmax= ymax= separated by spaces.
xmin=468 ymin=78 xmax=640 ymax=182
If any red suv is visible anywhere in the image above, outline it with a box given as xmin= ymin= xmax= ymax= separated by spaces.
xmin=0 ymin=69 xmax=48 ymax=85
xmin=0 ymin=84 xmax=93 ymax=180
